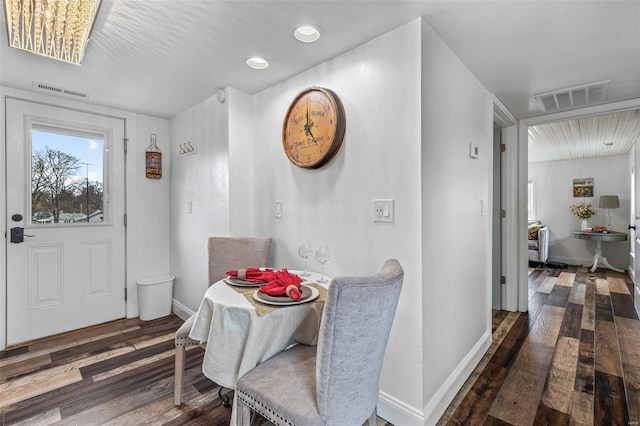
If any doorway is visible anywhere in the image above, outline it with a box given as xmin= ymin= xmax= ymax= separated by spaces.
xmin=492 ymin=98 xmax=517 ymax=310
xmin=517 ymin=98 xmax=640 ymax=313
xmin=5 ymin=98 xmax=127 ymax=345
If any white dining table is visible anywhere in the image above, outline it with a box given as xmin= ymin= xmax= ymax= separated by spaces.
xmin=188 ymin=270 xmax=330 ymax=424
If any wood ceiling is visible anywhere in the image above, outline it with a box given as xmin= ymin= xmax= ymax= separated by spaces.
xmin=528 ymin=109 xmax=640 ymax=163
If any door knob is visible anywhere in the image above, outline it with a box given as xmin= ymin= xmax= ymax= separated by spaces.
xmin=628 ymin=224 xmax=636 ymax=230
xmin=10 ymin=227 xmax=35 ymax=243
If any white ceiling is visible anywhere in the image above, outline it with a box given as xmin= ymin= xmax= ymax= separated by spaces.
xmin=1 ymin=0 xmax=639 ymax=124
xmin=528 ymin=109 xmax=640 ymax=163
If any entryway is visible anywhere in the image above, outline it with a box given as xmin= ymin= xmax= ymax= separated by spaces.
xmin=5 ymin=98 xmax=126 ymax=345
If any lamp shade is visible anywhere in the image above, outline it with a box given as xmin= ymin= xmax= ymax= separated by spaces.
xmin=599 ymin=195 xmax=619 ymax=209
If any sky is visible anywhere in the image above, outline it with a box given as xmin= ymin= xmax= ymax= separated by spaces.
xmin=31 ymin=129 xmax=104 ymax=185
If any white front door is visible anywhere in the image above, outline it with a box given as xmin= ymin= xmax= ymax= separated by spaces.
xmin=630 ymin=167 xmax=636 ymax=278
xmin=635 ymin=142 xmax=640 ymax=316
xmin=6 ymin=98 xmax=126 ymax=345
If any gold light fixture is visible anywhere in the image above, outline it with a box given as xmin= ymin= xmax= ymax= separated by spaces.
xmin=3 ymin=0 xmax=101 ymax=65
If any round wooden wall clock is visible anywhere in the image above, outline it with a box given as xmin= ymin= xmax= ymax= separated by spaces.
xmin=282 ymin=86 xmax=346 ymax=169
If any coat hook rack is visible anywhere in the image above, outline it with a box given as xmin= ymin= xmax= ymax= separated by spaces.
xmin=179 ymin=141 xmax=197 ymax=156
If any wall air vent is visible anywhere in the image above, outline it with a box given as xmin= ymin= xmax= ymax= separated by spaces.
xmin=32 ymin=81 xmax=89 ymax=98
xmin=533 ymin=80 xmax=610 ymax=113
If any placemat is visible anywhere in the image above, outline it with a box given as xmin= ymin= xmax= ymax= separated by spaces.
xmin=230 ymin=282 xmax=327 ymax=317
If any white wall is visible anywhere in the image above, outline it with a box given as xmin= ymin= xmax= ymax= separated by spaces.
xmin=131 ymin=115 xmax=172 ymax=317
xmin=529 ymin=155 xmax=630 ymax=268
xmin=166 ymin=18 xmax=495 ymax=425
xmin=250 ymin=19 xmax=425 ymax=423
xmin=228 ymin=88 xmax=256 ymax=237
xmin=419 ymin=19 xmax=493 ymax=423
xmin=169 ymin=95 xmax=231 ymax=314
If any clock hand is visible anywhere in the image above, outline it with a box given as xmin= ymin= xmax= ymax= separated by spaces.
xmin=307 ymin=127 xmax=317 ymax=144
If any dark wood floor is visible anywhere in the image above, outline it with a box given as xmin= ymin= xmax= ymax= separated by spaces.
xmin=1 ymin=265 xmax=637 ymax=425
xmin=440 ymin=265 xmax=639 ymax=425
xmin=0 ymin=314 xmax=391 ymax=425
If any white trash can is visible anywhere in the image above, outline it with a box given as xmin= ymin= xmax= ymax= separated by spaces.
xmin=137 ymin=274 xmax=175 ymax=321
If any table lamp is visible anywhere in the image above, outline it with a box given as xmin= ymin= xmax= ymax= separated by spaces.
xmin=599 ymin=195 xmax=619 ymax=230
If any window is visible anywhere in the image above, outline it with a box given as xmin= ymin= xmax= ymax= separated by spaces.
xmin=527 ymin=180 xmax=536 ymax=220
xmin=30 ymin=124 xmax=106 ymax=225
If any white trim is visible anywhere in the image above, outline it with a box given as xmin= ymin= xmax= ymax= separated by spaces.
xmin=377 ymin=390 xmax=425 ymax=426
xmin=493 ymin=96 xmax=519 ymax=311
xmin=517 ymin=120 xmax=529 ymax=311
xmin=1 ymin=90 xmax=6 ymax=350
xmin=493 ymin=95 xmax=517 ymax=127
xmin=518 ymin=98 xmax=640 ymax=312
xmin=377 ymin=330 xmax=491 ymax=426
xmin=548 ymin=255 xmax=595 ymax=267
xmin=172 ymin=298 xmax=194 ymax=321
xmin=423 ymin=329 xmax=491 ymax=424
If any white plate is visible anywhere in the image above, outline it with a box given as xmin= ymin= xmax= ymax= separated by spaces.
xmin=252 ymin=285 xmax=319 ymax=306
xmin=224 ymin=277 xmax=267 ymax=287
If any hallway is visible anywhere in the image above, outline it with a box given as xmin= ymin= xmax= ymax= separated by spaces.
xmin=440 ymin=265 xmax=639 ymax=425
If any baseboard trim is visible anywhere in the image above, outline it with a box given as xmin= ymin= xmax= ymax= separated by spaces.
xmin=423 ymin=329 xmax=491 ymax=425
xmin=172 ymin=299 xmax=194 ymax=321
xmin=548 ymin=255 xmax=592 ymax=267
xmin=377 ymin=391 xmax=425 ymax=426
xmin=377 ymin=329 xmax=492 ymax=426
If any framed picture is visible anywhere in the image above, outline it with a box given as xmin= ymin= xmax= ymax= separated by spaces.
xmin=573 ymin=178 xmax=593 ymax=197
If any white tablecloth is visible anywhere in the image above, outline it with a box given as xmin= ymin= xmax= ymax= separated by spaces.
xmin=189 ymin=270 xmax=329 ymax=388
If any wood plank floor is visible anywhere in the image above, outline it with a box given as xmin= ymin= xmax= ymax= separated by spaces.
xmin=1 ymin=265 xmax=637 ymax=425
xmin=440 ymin=265 xmax=640 ymax=426
xmin=0 ymin=314 xmax=391 ymax=425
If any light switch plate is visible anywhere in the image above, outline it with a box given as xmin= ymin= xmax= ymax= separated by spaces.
xmin=469 ymin=142 xmax=479 ymax=159
xmin=373 ymin=199 xmax=394 ymax=223
xmin=275 ymin=200 xmax=283 ymax=218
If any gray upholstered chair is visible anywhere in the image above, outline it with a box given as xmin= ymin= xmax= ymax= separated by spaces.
xmin=235 ymin=258 xmax=404 ymax=426
xmin=528 ymin=220 xmax=550 ymax=264
xmin=174 ymin=236 xmax=272 ymax=405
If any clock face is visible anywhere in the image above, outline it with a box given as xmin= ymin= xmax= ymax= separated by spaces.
xmin=282 ymin=87 xmax=345 ymax=169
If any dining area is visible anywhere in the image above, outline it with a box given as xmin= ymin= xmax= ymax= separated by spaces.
xmin=173 ymin=236 xmax=404 ymax=425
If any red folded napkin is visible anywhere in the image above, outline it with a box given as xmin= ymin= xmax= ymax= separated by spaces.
xmin=226 ymin=267 xmax=275 ymax=283
xmin=258 ymin=269 xmax=303 ymax=300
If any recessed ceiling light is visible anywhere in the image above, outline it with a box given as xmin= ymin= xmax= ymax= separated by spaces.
xmin=246 ymin=57 xmax=269 ymax=70
xmin=293 ymin=25 xmax=320 ymax=43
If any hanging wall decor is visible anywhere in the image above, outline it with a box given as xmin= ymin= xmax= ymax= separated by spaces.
xmin=145 ymin=134 xmax=162 ymax=179
xmin=282 ymin=86 xmax=346 ymax=169
xmin=572 ymin=177 xmax=593 ymax=197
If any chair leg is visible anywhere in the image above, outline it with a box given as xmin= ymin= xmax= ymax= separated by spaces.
xmin=367 ymin=406 xmax=377 ymax=426
xmin=236 ymin=398 xmax=251 ymax=426
xmin=219 ymin=386 xmax=231 ymax=407
xmin=174 ymin=344 xmax=186 ymax=405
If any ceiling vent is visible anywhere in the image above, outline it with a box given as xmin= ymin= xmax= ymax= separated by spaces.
xmin=534 ymin=80 xmax=610 ymax=113
xmin=32 ymin=81 xmax=89 ymax=98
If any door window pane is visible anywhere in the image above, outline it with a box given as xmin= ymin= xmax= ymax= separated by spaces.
xmin=528 ymin=180 xmax=536 ymax=220
xmin=30 ymin=125 xmax=105 ymax=224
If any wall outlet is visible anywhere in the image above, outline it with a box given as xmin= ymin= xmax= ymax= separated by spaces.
xmin=373 ymin=199 xmax=394 ymax=223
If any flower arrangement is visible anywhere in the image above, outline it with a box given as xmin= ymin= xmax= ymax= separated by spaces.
xmin=570 ymin=202 xmax=597 ymax=220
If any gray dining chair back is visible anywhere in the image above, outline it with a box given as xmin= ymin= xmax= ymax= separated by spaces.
xmin=235 ymin=258 xmax=403 ymax=426
xmin=208 ymin=236 xmax=274 ymax=285
xmin=174 ymin=236 xmax=272 ymax=406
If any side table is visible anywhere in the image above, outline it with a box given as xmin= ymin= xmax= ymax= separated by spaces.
xmin=572 ymin=231 xmax=628 ymax=272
